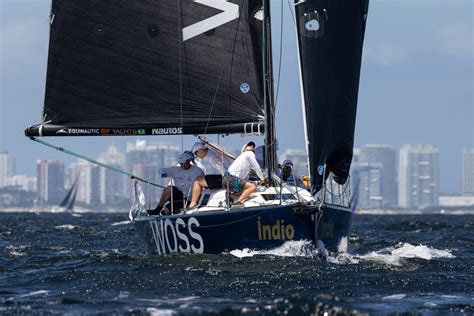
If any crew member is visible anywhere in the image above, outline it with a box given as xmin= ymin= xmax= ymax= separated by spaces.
xmin=148 ymin=151 xmax=204 ymax=215
xmin=281 ymin=160 xmax=295 ymax=182
xmin=187 ymin=142 xmax=225 ymax=209
xmin=223 ymin=141 xmax=265 ymax=207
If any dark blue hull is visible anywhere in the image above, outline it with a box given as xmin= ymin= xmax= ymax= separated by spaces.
xmin=134 ymin=204 xmax=352 ymax=255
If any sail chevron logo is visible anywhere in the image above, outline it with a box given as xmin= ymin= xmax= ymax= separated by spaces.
xmin=183 ymin=0 xmax=239 ymax=41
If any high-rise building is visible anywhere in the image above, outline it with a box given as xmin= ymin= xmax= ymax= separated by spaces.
xmin=462 ymin=148 xmax=474 ymax=196
xmin=5 ymin=175 xmax=37 ymax=192
xmin=125 ymin=140 xmax=180 ymax=201
xmin=98 ymin=144 xmax=127 ymax=205
xmin=398 ymin=145 xmax=439 ymax=209
xmin=0 ymin=151 xmax=16 ymax=188
xmin=351 ymin=162 xmax=383 ymax=209
xmin=71 ymin=160 xmax=101 ymax=205
xmin=358 ymin=145 xmax=397 ymax=207
xmin=37 ymin=160 xmax=65 ymax=204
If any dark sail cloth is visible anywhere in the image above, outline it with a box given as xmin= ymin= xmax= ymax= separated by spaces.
xmin=294 ymin=0 xmax=369 ymax=192
xmin=27 ymin=0 xmax=266 ymax=137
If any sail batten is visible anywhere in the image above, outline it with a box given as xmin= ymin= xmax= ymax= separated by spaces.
xmin=30 ymin=0 xmax=266 ymax=137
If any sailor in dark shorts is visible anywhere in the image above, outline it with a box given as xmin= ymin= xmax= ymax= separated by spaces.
xmin=222 ymin=141 xmax=264 ymax=206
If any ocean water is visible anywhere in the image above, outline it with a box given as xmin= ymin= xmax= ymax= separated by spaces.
xmin=0 ymin=212 xmax=472 ymax=315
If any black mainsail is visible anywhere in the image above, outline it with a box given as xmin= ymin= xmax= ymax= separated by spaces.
xmin=26 ymin=0 xmax=268 ymax=137
xmin=294 ymin=0 xmax=369 ymax=191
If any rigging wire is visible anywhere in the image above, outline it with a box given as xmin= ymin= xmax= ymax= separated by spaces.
xmin=287 ymin=0 xmax=296 ymax=23
xmin=274 ymin=0 xmax=284 ymax=107
xmin=178 ymin=0 xmax=184 ymax=152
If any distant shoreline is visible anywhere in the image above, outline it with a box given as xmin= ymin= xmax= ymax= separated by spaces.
xmin=1 ymin=207 xmax=473 ymax=215
xmin=0 ymin=207 xmax=128 ymax=213
xmin=357 ymin=209 xmax=474 ymax=215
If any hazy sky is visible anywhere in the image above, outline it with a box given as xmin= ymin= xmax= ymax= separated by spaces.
xmin=1 ymin=0 xmax=473 ymax=194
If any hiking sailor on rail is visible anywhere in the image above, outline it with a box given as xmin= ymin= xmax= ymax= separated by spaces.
xmin=148 ymin=151 xmax=204 ymax=215
xmin=223 ymin=141 xmax=265 ymax=207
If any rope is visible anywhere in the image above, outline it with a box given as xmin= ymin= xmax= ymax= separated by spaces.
xmin=322 ymin=176 xmax=351 ymax=200
xmin=288 ymin=0 xmax=296 ymax=23
xmin=178 ymin=0 xmax=184 ymax=152
xmin=274 ymin=0 xmax=284 ymax=107
xmin=29 ymin=137 xmax=165 ymax=188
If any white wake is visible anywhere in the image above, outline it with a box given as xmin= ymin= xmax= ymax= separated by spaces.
xmin=359 ymin=242 xmax=455 ymax=266
xmin=230 ymin=240 xmax=318 ymax=258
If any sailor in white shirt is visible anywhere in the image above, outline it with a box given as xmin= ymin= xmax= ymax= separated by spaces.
xmin=148 ymin=151 xmax=204 ymax=215
xmin=224 ymin=141 xmax=265 ymax=207
xmin=188 ymin=142 xmax=226 ymax=209
xmin=191 ymin=142 xmax=208 ymax=174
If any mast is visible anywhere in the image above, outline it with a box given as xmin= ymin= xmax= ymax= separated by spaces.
xmin=263 ymin=0 xmax=276 ymax=177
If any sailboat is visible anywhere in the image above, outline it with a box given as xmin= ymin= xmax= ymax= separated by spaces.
xmin=25 ymin=0 xmax=369 ymax=255
xmin=50 ymin=174 xmax=79 ymax=213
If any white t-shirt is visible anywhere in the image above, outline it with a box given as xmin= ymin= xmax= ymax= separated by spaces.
xmin=158 ymin=165 xmax=204 ymax=198
xmin=227 ymin=151 xmax=264 ymax=180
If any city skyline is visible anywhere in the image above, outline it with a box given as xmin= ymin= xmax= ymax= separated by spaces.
xmin=1 ymin=142 xmax=473 ymax=195
xmin=1 ymin=0 xmax=473 ymax=194
xmin=1 ymin=142 xmax=474 ymax=211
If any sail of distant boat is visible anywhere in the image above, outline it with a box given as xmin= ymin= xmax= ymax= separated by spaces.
xmin=56 ymin=173 xmax=79 ymax=212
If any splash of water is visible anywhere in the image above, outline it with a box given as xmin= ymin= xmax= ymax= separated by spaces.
xmin=229 ymin=240 xmax=317 ymax=258
xmin=55 ymin=224 xmax=76 ymax=230
xmin=359 ymin=242 xmax=455 ymax=266
xmin=111 ymin=220 xmax=131 ymax=226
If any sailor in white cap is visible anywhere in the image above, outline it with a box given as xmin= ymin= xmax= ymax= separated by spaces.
xmin=187 ymin=142 xmax=226 ymax=209
xmin=223 ymin=141 xmax=265 ymax=207
xmin=148 ymin=151 xmax=204 ymax=215
xmin=191 ymin=141 xmax=209 ymax=173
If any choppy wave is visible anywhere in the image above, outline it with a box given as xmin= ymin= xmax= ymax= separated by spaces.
xmin=0 ymin=212 xmax=472 ymax=315
xmin=54 ymin=224 xmax=76 ymax=230
xmin=230 ymin=240 xmax=456 ymax=268
xmin=359 ymin=242 xmax=455 ymax=266
xmin=5 ymin=290 xmax=50 ymax=302
xmin=111 ymin=220 xmax=131 ymax=226
xmin=230 ymin=240 xmax=318 ymax=258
